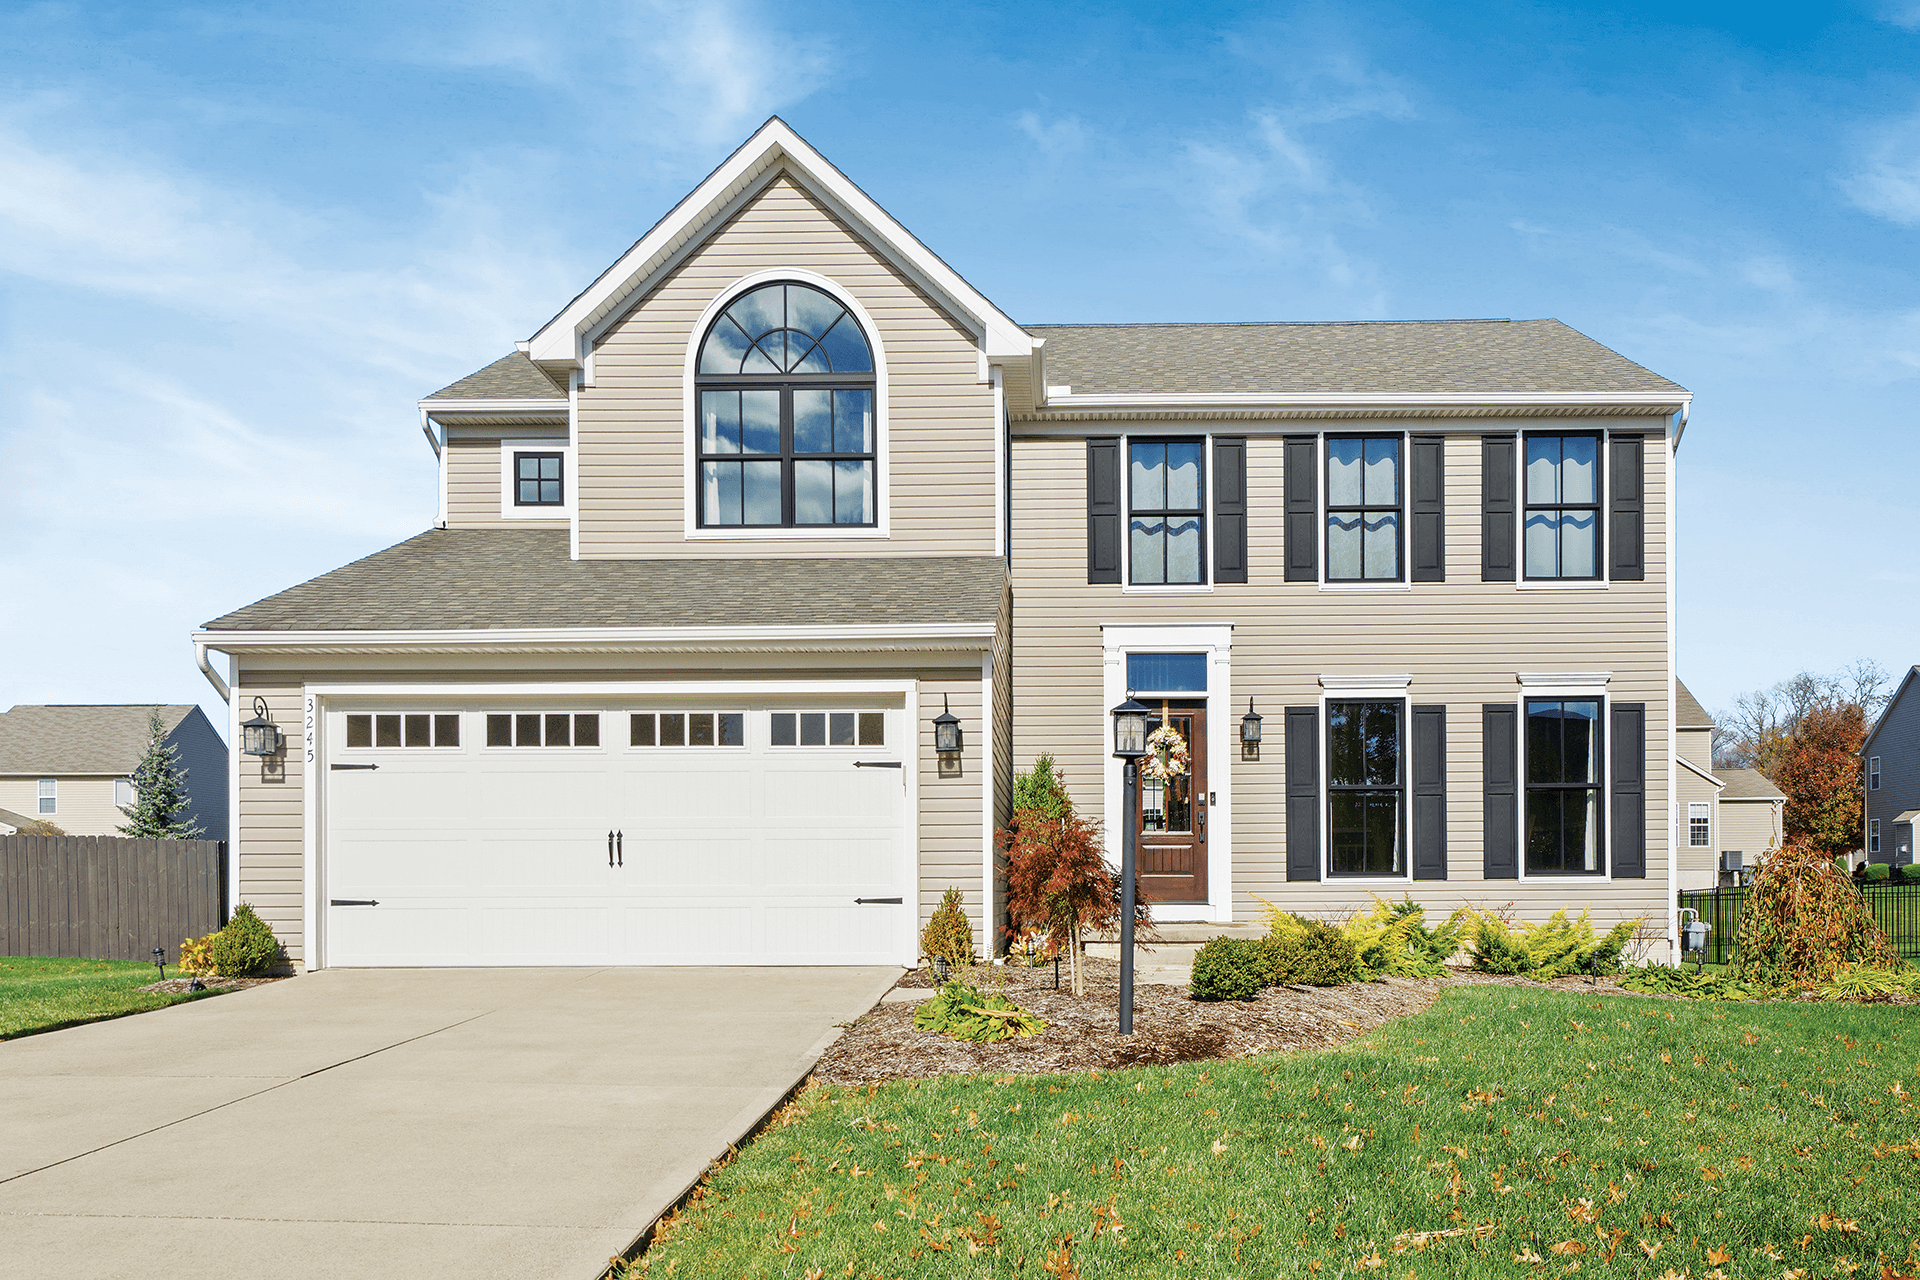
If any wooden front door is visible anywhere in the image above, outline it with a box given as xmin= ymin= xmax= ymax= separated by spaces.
xmin=1136 ymin=702 xmax=1206 ymax=903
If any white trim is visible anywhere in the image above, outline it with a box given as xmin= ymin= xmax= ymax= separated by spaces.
xmin=991 ymin=366 xmax=1007 ymax=559
xmin=1665 ymin=430 xmax=1679 ymax=961
xmin=498 ymin=439 xmax=576 ymax=521
xmin=228 ymin=673 xmax=240 ymax=918
xmin=420 ymin=398 xmax=568 ymax=414
xmin=1515 ymin=691 xmax=1614 ymax=884
xmin=1319 ymin=674 xmax=1412 ymax=691
xmin=1678 ymin=756 xmax=1724 ymax=789
xmin=303 ymin=687 xmax=319 ymax=971
xmin=980 ymin=650 xmax=995 ymax=951
xmin=527 ymin=119 xmax=1030 ymax=365
xmin=680 ymin=269 xmax=891 ymax=541
xmin=1043 ymin=389 xmax=1692 ymax=412
xmin=1514 ymin=581 xmax=1609 ymax=592
xmin=1517 ymin=671 xmax=1613 ymax=690
xmin=1100 ymin=624 xmax=1233 ymax=923
xmin=1121 ymin=585 xmax=1215 ymax=595
xmin=568 ymin=370 xmax=580 ymax=561
xmin=1316 ymin=691 xmax=1415 ymax=885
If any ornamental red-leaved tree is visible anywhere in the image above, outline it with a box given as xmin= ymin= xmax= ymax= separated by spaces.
xmin=1770 ymin=701 xmax=1867 ymax=855
xmin=997 ymin=808 xmax=1152 ymax=997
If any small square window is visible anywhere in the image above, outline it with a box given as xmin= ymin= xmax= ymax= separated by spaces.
xmin=487 ymin=714 xmax=512 ymax=747
xmin=858 ymin=713 xmax=884 ymax=746
xmin=719 ymin=713 xmax=745 ymax=746
xmin=800 ymin=712 xmax=827 ymax=746
xmin=376 ymin=715 xmax=402 ymax=748
xmin=544 ymin=714 xmax=571 ymax=747
xmin=514 ymin=452 xmax=564 ymax=506
xmin=574 ymin=714 xmax=599 ymax=747
xmin=515 ymin=713 xmax=541 ymax=746
xmin=405 ymin=714 xmax=432 ymax=748
xmin=660 ymin=714 xmax=685 ymax=747
xmin=631 ymin=714 xmax=655 ymax=747
xmin=347 ymin=715 xmax=372 ymax=748
xmin=434 ymin=714 xmax=460 ymax=747
xmin=830 ymin=712 xmax=856 ymax=746
xmin=770 ymin=712 xmax=796 ymax=746
xmin=689 ymin=713 xmax=715 ymax=747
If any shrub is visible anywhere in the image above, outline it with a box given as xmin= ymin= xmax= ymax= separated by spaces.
xmin=912 ymin=981 xmax=1044 ymax=1042
xmin=920 ymin=886 xmax=976 ymax=970
xmin=1189 ymin=937 xmax=1266 ymax=1001
xmin=178 ymin=931 xmax=220 ymax=977
xmin=1011 ymin=754 xmax=1074 ymax=820
xmin=208 ymin=903 xmax=280 ymax=978
xmin=1816 ymin=963 xmax=1920 ymax=1001
xmin=1339 ymin=896 xmax=1468 ymax=978
xmin=1734 ymin=838 xmax=1899 ymax=988
xmin=1618 ymin=965 xmax=1773 ymax=1001
xmin=1268 ymin=921 xmax=1360 ymax=987
xmin=1864 ymin=862 xmax=1891 ymax=882
xmin=1464 ymin=908 xmax=1640 ymax=979
xmin=15 ymin=818 xmax=64 ymax=836
xmin=998 ymin=807 xmax=1151 ymax=997
xmin=1900 ymin=864 xmax=1920 ymax=883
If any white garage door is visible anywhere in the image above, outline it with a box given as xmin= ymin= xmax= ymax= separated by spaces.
xmin=321 ymin=703 xmax=911 ymax=966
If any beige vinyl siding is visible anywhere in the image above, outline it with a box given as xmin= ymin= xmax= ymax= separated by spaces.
xmin=1676 ymin=725 xmax=1712 ymax=771
xmin=0 ymin=776 xmax=127 ymax=837
xmin=233 ymin=678 xmax=305 ymax=967
xmin=577 ymin=173 xmax=997 ymax=559
xmin=1010 ymin=426 xmax=1674 ymax=952
xmin=445 ymin=434 xmax=569 ymax=530
xmin=915 ymin=676 xmax=987 ymax=951
xmin=1718 ymin=799 xmax=1782 ymax=866
xmin=1676 ymin=764 xmax=1721 ymax=892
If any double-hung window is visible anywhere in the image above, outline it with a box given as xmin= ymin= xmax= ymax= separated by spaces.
xmin=1525 ymin=698 xmax=1604 ymax=874
xmin=1327 ymin=700 xmax=1403 ymax=876
xmin=1523 ymin=434 xmax=1600 ymax=579
xmin=37 ymin=778 xmax=55 ymax=815
xmin=513 ymin=452 xmax=564 ymax=506
xmin=1870 ymin=756 xmax=1881 ymax=790
xmin=1326 ymin=435 xmax=1401 ymax=581
xmin=1870 ymin=818 xmax=1881 ymax=856
xmin=1128 ymin=440 xmax=1205 ymax=584
xmin=1688 ymin=801 xmax=1711 ymax=847
xmin=695 ymin=282 xmax=876 ymax=528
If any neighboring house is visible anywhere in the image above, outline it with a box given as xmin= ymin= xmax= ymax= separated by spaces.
xmin=0 ymin=807 xmax=40 ymax=835
xmin=1863 ymin=665 xmax=1920 ymax=867
xmin=1673 ymin=679 xmax=1784 ymax=889
xmin=0 ymin=705 xmax=229 ymax=840
xmin=193 ymin=119 xmax=1693 ymax=972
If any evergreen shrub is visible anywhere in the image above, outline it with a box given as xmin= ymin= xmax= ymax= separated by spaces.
xmin=208 ymin=904 xmax=281 ymax=978
xmin=1189 ymin=937 xmax=1266 ymax=1001
xmin=920 ymin=886 xmax=976 ymax=970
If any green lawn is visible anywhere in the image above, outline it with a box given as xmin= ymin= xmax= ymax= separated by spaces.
xmin=0 ymin=956 xmax=227 ymax=1039
xmin=632 ymin=985 xmax=1920 ymax=1278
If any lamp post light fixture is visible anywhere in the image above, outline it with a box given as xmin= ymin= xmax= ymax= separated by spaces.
xmin=1240 ymin=696 xmax=1263 ymax=761
xmin=240 ymin=697 xmax=283 ymax=758
xmin=152 ymin=946 xmax=165 ymax=980
xmin=932 ymin=695 xmax=963 ymax=755
xmin=1110 ymin=692 xmax=1150 ymax=1036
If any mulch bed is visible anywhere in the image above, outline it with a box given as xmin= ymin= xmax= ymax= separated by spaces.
xmin=136 ymin=976 xmax=281 ymax=994
xmin=812 ymin=957 xmax=1441 ymax=1085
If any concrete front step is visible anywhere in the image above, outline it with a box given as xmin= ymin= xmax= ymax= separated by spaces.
xmin=1083 ymin=920 xmax=1265 ymax=962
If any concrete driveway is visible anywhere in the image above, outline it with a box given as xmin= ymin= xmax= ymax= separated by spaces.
xmin=0 ymin=966 xmax=898 ymax=1279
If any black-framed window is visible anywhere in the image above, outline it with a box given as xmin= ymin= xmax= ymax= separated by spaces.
xmin=1525 ymin=698 xmax=1604 ymax=874
xmin=1128 ymin=439 xmax=1205 ymax=584
xmin=1523 ymin=434 xmax=1600 ymax=579
xmin=1327 ymin=699 xmax=1404 ymax=876
xmin=514 ymin=452 xmax=564 ymax=506
xmin=695 ymin=282 xmax=875 ymax=528
xmin=1326 ymin=435 xmax=1402 ymax=581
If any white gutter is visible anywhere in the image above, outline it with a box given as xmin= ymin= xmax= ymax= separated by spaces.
xmin=418 ymin=407 xmax=441 ymax=459
xmin=1673 ymin=402 xmax=1689 ymax=450
xmin=194 ymin=639 xmax=231 ymax=702
xmin=417 ymin=398 xmax=569 ymax=415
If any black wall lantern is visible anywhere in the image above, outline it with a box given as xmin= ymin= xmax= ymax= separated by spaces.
xmin=240 ymin=696 xmax=283 ymax=757
xmin=933 ymin=695 xmax=963 ymax=754
xmin=1240 ymin=697 xmax=1263 ymax=761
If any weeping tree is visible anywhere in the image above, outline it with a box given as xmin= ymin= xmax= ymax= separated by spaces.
xmin=998 ymin=802 xmax=1152 ymax=998
xmin=1734 ymin=837 xmax=1898 ymax=988
xmin=117 ymin=709 xmax=203 ymax=839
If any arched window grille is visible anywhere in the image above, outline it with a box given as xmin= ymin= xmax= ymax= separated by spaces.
xmin=695 ymin=282 xmax=876 ymax=528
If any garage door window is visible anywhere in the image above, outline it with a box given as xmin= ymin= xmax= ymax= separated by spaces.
xmin=630 ymin=713 xmax=746 ymax=747
xmin=347 ymin=714 xmax=461 ymax=748
xmin=485 ymin=713 xmax=600 ymax=747
xmin=770 ymin=711 xmax=884 ymax=747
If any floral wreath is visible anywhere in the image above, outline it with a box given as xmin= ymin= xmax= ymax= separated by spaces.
xmin=1142 ymin=723 xmax=1190 ymax=782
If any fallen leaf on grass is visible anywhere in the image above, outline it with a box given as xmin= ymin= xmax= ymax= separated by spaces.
xmin=1707 ymin=1246 xmax=1733 ymax=1265
xmin=1514 ymin=1246 xmax=1545 ymax=1264
xmin=1550 ymin=1240 xmax=1588 ymax=1256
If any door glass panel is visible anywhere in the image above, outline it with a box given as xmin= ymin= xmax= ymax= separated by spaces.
xmin=630 ymin=713 xmax=655 ymax=746
xmin=487 ymin=714 xmax=511 ymax=747
xmin=347 ymin=715 xmax=372 ymax=748
xmin=544 ymin=714 xmax=570 ymax=747
xmin=376 ymin=715 xmax=401 ymax=748
xmin=659 ymin=714 xmax=685 ymax=747
xmin=434 ymin=715 xmax=459 ymax=746
xmin=857 ymin=712 xmax=885 ymax=746
xmin=718 ymin=713 xmax=745 ymax=746
xmin=830 ymin=712 xmax=855 ymax=746
xmin=800 ymin=713 xmax=826 ymax=746
xmin=689 ymin=713 xmax=715 ymax=747
xmin=770 ymin=712 xmax=796 ymax=746
xmin=574 ymin=714 xmax=599 ymax=747
xmin=405 ymin=714 xmax=431 ymax=747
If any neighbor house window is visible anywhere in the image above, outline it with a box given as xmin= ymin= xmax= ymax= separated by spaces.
xmin=1688 ymin=801 xmax=1711 ymax=847
xmin=696 ymin=282 xmax=875 ymax=528
xmin=1524 ymin=434 xmax=1601 ymax=579
xmin=769 ymin=711 xmax=885 ymax=747
xmin=115 ymin=779 xmax=135 ymax=808
xmin=1525 ymin=698 xmax=1604 ymax=874
xmin=513 ymin=452 xmax=564 ymax=506
xmin=37 ymin=778 xmax=55 ymax=814
xmin=1326 ymin=435 xmax=1401 ymax=581
xmin=1327 ymin=700 xmax=1404 ymax=876
xmin=1128 ymin=440 xmax=1205 ymax=584
xmin=1869 ymin=819 xmax=1881 ymax=856
xmin=1870 ymin=756 xmax=1881 ymax=790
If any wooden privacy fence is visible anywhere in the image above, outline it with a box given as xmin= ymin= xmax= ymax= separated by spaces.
xmin=0 ymin=837 xmax=228 ymax=962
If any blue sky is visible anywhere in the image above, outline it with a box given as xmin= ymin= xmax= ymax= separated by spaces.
xmin=2 ymin=0 xmax=1916 ymax=740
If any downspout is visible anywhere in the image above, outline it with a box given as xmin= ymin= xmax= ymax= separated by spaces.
xmin=195 ymin=639 xmax=231 ymax=702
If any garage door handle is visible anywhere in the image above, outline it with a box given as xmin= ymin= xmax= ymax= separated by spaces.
xmin=854 ymin=897 xmax=903 ymax=905
xmin=330 ymin=899 xmax=379 ymax=906
xmin=608 ymin=831 xmax=615 ymax=868
xmin=617 ymin=830 xmax=623 ymax=868
xmin=331 ymin=763 xmax=378 ymax=771
xmin=854 ymin=761 xmax=902 ymax=769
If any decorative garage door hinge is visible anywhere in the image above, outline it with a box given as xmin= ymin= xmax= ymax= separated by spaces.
xmin=854 ymin=897 xmax=904 ymax=905
xmin=330 ymin=763 xmax=378 ymax=771
xmin=330 ymin=899 xmax=379 ymax=906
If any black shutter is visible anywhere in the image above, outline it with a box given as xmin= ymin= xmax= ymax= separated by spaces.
xmin=1087 ymin=437 xmax=1121 ymax=584
xmin=1410 ymin=435 xmax=1445 ymax=583
xmin=1284 ymin=435 xmax=1318 ymax=582
xmin=1482 ymin=703 xmax=1519 ymax=879
xmin=1213 ymin=436 xmax=1247 ymax=584
xmin=1609 ymin=435 xmax=1644 ymax=582
xmin=1286 ymin=705 xmax=1320 ymax=881
xmin=1481 ymin=435 xmax=1515 ymax=582
xmin=1411 ymin=704 xmax=1447 ymax=880
xmin=1611 ymin=702 xmax=1647 ymax=878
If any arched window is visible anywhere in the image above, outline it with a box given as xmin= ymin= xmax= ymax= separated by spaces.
xmin=695 ymin=282 xmax=876 ymax=528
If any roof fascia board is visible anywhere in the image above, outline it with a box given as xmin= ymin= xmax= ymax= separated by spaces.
xmin=420 ymin=398 xmax=568 ymax=414
xmin=1678 ymin=756 xmax=1726 ymax=789
xmin=527 ymin=119 xmax=1030 ymax=365
xmin=1039 ymin=390 xmax=1693 ymax=412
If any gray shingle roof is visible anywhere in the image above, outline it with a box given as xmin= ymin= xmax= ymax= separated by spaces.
xmin=1675 ymin=680 xmax=1714 ymax=729
xmin=424 ymin=352 xmax=567 ymax=402
xmin=0 ymin=807 xmax=39 ymax=830
xmin=0 ymin=705 xmax=194 ymax=775
xmin=1717 ymin=768 xmax=1785 ymax=801
xmin=202 ymin=530 xmax=1007 ymax=632
xmin=1025 ymin=319 xmax=1685 ymax=397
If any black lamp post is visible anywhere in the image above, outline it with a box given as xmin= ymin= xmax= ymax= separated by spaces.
xmin=1110 ymin=692 xmax=1149 ymax=1035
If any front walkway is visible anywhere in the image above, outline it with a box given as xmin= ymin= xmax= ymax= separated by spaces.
xmin=0 ymin=966 xmax=898 ymax=1279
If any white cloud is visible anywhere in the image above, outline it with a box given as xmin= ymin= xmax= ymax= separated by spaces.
xmin=1016 ymin=111 xmax=1086 ymax=158
xmin=1839 ymin=113 xmax=1920 ymax=227
xmin=1881 ymin=4 xmax=1920 ymax=30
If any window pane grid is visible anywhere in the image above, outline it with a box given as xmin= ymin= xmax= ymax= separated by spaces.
xmin=347 ymin=713 xmax=461 ymax=747
xmin=480 ymin=713 xmax=601 ymax=747
xmin=1327 ymin=700 xmax=1404 ymax=877
xmin=1127 ymin=440 xmax=1206 ymax=585
xmin=769 ymin=710 xmax=885 ymax=747
xmin=513 ymin=452 xmax=564 ymax=507
xmin=1326 ymin=435 xmax=1402 ymax=581
xmin=628 ymin=712 xmax=746 ymax=747
xmin=1523 ymin=435 xmax=1601 ymax=580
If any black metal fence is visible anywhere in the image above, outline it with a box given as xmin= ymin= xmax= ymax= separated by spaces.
xmin=0 ymin=836 xmax=227 ymax=962
xmin=1678 ymin=882 xmax=1920 ymax=966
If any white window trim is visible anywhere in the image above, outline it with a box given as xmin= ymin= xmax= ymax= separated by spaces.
xmin=498 ymin=439 xmax=575 ymax=520
xmin=1118 ymin=432 xmax=1215 ymax=591
xmin=1515 ymin=428 xmax=1612 ymax=588
xmin=680 ymin=269 xmax=891 ymax=541
xmin=1317 ymin=685 xmax=1417 ymax=885
xmin=1514 ymin=691 xmax=1614 ymax=882
xmin=1100 ymin=624 xmax=1233 ymax=923
xmin=1687 ymin=801 xmax=1712 ymax=848
xmin=37 ymin=777 xmax=55 ymax=814
xmin=115 ymin=778 xmax=135 ymax=808
xmin=1317 ymin=429 xmax=1413 ymax=590
xmin=1869 ymin=818 xmax=1881 ymax=855
xmin=1870 ymin=756 xmax=1880 ymax=790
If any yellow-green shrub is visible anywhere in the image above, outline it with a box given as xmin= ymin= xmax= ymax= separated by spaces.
xmin=1340 ymin=896 xmax=1469 ymax=978
xmin=920 ymin=886 xmax=976 ymax=969
xmin=1464 ymin=908 xmax=1639 ymax=979
xmin=178 ymin=931 xmax=220 ymax=976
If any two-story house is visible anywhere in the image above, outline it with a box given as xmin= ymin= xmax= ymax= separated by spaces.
xmin=1864 ymin=664 xmax=1920 ymax=868
xmin=1673 ymin=680 xmax=1784 ymax=888
xmin=0 ymin=704 xmax=228 ymax=840
xmin=194 ymin=119 xmax=1690 ymax=971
